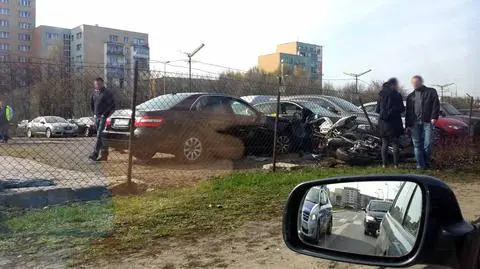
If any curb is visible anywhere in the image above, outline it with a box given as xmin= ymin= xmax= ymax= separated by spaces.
xmin=0 ymin=186 xmax=111 ymax=209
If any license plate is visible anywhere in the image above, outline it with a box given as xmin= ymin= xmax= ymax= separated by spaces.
xmin=113 ymin=119 xmax=129 ymax=127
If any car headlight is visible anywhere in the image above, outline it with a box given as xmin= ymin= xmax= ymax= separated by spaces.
xmin=447 ymin=125 xmax=461 ymax=130
xmin=366 ymin=215 xmax=375 ymax=222
xmin=311 ymin=214 xmax=317 ymax=221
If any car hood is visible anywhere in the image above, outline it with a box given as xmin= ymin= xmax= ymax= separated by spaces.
xmin=437 ymin=117 xmax=468 ymax=126
xmin=366 ymin=211 xmax=387 ymax=218
xmin=50 ymin=122 xmax=75 ymax=127
xmin=449 ymin=114 xmax=480 ymax=123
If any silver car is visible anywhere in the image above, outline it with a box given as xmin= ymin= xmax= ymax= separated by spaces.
xmin=26 ymin=116 xmax=78 ymax=138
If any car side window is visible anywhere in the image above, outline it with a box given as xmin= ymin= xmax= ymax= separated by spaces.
xmin=403 ymin=186 xmax=422 ymax=236
xmin=389 ymin=182 xmax=416 ymax=223
xmin=254 ymin=103 xmax=274 ymax=114
xmin=320 ymin=190 xmax=327 ymax=205
xmin=229 ymin=100 xmax=257 ymax=117
xmin=195 ymin=96 xmax=230 ymax=115
xmin=365 ymin=105 xmax=376 ymax=113
xmin=281 ymin=103 xmax=302 ymax=116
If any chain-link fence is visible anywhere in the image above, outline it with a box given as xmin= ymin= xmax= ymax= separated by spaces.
xmin=0 ymin=60 xmax=479 ymax=208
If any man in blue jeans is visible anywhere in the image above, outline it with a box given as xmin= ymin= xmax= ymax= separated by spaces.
xmin=405 ymin=75 xmax=440 ymax=169
xmin=89 ymin=77 xmax=115 ymax=161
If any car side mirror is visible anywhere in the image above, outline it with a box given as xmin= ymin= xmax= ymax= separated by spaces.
xmin=40 ymin=121 xmax=45 ymax=125
xmin=440 ymin=110 xmax=446 ymax=117
xmin=283 ymin=175 xmax=475 ymax=268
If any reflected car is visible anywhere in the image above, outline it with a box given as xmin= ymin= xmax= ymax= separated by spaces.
xmin=363 ymin=200 xmax=392 ymax=236
xmin=26 ymin=116 xmax=78 ymax=138
xmin=299 ymin=186 xmax=333 ymax=243
xmin=375 ymin=182 xmax=423 ymax=257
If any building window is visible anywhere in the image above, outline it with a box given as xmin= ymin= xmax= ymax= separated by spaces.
xmin=109 ymin=35 xmax=118 ymax=42
xmin=0 ymin=8 xmax=9 ymax=15
xmin=133 ymin=38 xmax=146 ymax=45
xmin=18 ymin=56 xmax=29 ymax=63
xmin=18 ymin=22 xmax=32 ymax=29
xmin=0 ymin=55 xmax=8 ymax=62
xmin=76 ymin=43 xmax=82 ymax=51
xmin=18 ymin=43 xmax=30 ymax=52
xmin=19 ymin=0 xmax=31 ymax=7
xmin=76 ymin=32 xmax=82 ymax=40
xmin=46 ymin=32 xmax=60 ymax=40
xmin=0 ymin=0 xmax=8 ymax=3
xmin=0 ymin=31 xmax=8 ymax=39
xmin=75 ymin=55 xmax=82 ymax=62
xmin=18 ymin=11 xmax=31 ymax=18
xmin=124 ymin=36 xmax=128 ymax=43
xmin=18 ymin=33 xmax=30 ymax=41
xmin=0 ymin=43 xmax=8 ymax=51
xmin=0 ymin=20 xmax=8 ymax=27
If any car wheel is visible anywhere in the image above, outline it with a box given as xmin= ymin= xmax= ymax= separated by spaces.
xmin=26 ymin=128 xmax=32 ymax=138
xmin=45 ymin=128 xmax=52 ymax=139
xmin=177 ymin=134 xmax=208 ymax=163
xmin=364 ymin=228 xmax=369 ymax=235
xmin=276 ymin=134 xmax=292 ymax=154
xmin=326 ymin=216 xmax=332 ymax=235
xmin=84 ymin=127 xmax=90 ymax=137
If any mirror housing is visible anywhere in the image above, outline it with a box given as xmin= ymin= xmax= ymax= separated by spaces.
xmin=283 ymin=175 xmax=475 ymax=268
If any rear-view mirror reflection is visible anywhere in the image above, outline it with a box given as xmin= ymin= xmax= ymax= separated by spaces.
xmin=298 ymin=181 xmax=423 ymax=257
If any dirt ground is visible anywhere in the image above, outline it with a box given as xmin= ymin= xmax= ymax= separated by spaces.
xmin=90 ymin=180 xmax=479 ymax=269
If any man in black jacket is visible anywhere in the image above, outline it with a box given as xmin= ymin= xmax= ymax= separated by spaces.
xmin=89 ymin=77 xmax=115 ymax=161
xmin=405 ymin=75 xmax=440 ymax=169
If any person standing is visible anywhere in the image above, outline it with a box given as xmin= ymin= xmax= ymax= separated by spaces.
xmin=376 ymin=78 xmax=405 ymax=168
xmin=89 ymin=78 xmax=115 ymax=161
xmin=405 ymin=75 xmax=440 ymax=169
xmin=0 ymin=101 xmax=12 ymax=143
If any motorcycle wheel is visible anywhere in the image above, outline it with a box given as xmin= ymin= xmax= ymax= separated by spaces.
xmin=336 ymin=148 xmax=375 ymax=166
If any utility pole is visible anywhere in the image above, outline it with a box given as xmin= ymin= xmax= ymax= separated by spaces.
xmin=343 ymin=69 xmax=374 ymax=129
xmin=163 ymin=61 xmax=170 ymax=95
xmin=185 ymin=43 xmax=205 ymax=92
xmin=272 ymin=60 xmax=285 ymax=172
xmin=432 ymin=83 xmax=454 ymax=102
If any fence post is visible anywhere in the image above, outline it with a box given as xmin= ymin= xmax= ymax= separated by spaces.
xmin=272 ymin=63 xmax=284 ymax=172
xmin=467 ymin=94 xmax=474 ymax=163
xmin=127 ymin=61 xmax=139 ymax=185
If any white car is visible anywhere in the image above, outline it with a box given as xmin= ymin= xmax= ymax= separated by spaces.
xmin=26 ymin=116 xmax=78 ymax=138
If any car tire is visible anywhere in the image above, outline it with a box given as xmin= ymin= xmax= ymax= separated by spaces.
xmin=276 ymin=134 xmax=292 ymax=154
xmin=326 ymin=216 xmax=332 ymax=235
xmin=84 ymin=127 xmax=90 ymax=137
xmin=364 ymin=228 xmax=369 ymax=235
xmin=177 ymin=133 xmax=209 ymax=163
xmin=45 ymin=128 xmax=52 ymax=139
xmin=26 ymin=128 xmax=32 ymax=138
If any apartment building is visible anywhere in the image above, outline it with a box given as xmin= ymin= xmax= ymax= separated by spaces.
xmin=34 ymin=24 xmax=149 ymax=88
xmin=0 ymin=0 xmax=35 ymax=88
xmin=258 ymin=42 xmax=322 ymax=81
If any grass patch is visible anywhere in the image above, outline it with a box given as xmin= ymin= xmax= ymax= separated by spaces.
xmin=1 ymin=165 xmax=479 ymax=266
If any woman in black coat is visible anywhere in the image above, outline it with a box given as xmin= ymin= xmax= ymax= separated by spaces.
xmin=376 ymin=78 xmax=405 ymax=168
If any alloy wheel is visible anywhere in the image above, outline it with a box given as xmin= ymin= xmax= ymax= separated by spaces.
xmin=276 ymin=135 xmax=291 ymax=154
xmin=183 ymin=137 xmax=203 ymax=161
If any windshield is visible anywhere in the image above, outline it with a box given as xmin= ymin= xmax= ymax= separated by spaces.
xmin=442 ymin=103 xmax=462 ymax=115
xmin=324 ymin=96 xmax=362 ymax=113
xmin=136 ymin=94 xmax=192 ymax=112
xmin=305 ymin=188 xmax=319 ymax=204
xmin=369 ymin=201 xmax=393 ymax=212
xmin=44 ymin=116 xmax=67 ymax=123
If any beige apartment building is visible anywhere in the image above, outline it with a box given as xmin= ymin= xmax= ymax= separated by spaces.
xmin=258 ymin=41 xmax=323 ymax=81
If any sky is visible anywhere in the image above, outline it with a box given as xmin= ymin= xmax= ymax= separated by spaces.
xmin=37 ymin=0 xmax=479 ymax=96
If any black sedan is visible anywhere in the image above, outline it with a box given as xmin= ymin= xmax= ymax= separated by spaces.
xmin=284 ymin=95 xmax=379 ymax=127
xmin=103 ymin=93 xmax=293 ymax=163
xmin=253 ymin=99 xmax=341 ymax=123
xmin=69 ymin=117 xmax=97 ymax=137
xmin=440 ymin=102 xmax=480 ymax=136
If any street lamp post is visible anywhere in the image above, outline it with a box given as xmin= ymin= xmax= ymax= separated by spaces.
xmin=432 ymin=83 xmax=455 ymax=102
xmin=343 ymin=69 xmax=374 ymax=129
xmin=185 ymin=43 xmax=205 ymax=92
xmin=163 ymin=61 xmax=170 ymax=95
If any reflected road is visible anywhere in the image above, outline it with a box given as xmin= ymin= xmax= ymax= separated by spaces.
xmin=317 ymin=210 xmax=377 ymax=256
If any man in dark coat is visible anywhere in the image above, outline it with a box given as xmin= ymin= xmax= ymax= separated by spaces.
xmin=376 ymin=78 xmax=405 ymax=168
xmin=89 ymin=77 xmax=115 ymax=161
xmin=405 ymin=75 xmax=440 ymax=169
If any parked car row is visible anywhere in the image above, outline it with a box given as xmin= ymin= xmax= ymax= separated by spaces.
xmin=17 ymin=116 xmax=97 ymax=138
